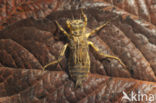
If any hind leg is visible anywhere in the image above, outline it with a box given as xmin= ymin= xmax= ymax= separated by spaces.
xmin=88 ymin=41 xmax=126 ymax=68
xmin=43 ymin=43 xmax=68 ymax=70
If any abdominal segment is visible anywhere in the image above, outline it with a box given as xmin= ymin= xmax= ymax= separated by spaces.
xmin=69 ymin=64 xmax=90 ymax=81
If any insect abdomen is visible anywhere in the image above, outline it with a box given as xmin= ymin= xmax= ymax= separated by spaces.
xmin=68 ymin=43 xmax=90 ymax=87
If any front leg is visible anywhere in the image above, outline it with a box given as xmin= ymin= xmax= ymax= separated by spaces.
xmin=86 ymin=16 xmax=119 ymax=38
xmin=81 ymin=9 xmax=87 ymax=26
xmin=43 ymin=43 xmax=68 ymax=70
xmin=55 ymin=21 xmax=70 ymax=39
xmin=86 ymin=21 xmax=110 ymax=38
xmin=88 ymin=41 xmax=126 ymax=68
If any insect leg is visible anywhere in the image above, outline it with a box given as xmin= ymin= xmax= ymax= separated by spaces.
xmin=88 ymin=41 xmax=126 ymax=68
xmin=55 ymin=21 xmax=70 ymax=39
xmin=86 ymin=21 xmax=110 ymax=38
xmin=43 ymin=43 xmax=68 ymax=70
xmin=81 ymin=9 xmax=87 ymax=26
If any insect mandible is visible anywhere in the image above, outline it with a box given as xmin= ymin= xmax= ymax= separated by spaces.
xmin=43 ymin=10 xmax=126 ymax=87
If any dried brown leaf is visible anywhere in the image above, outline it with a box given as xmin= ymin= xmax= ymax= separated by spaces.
xmin=0 ymin=7 xmax=156 ymax=103
xmin=98 ymin=0 xmax=156 ymax=25
xmin=1 ymin=0 xmax=156 ymax=31
xmin=0 ymin=67 xmax=156 ymax=103
xmin=0 ymin=39 xmax=42 ymax=69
